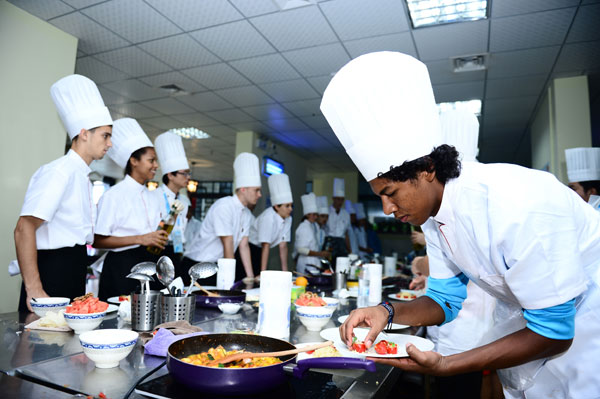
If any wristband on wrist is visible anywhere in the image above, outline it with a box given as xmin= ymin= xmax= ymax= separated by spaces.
xmin=379 ymin=301 xmax=395 ymax=329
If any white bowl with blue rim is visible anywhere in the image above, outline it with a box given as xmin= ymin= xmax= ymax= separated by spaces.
xmin=30 ymin=297 xmax=70 ymax=318
xmin=323 ymin=297 xmax=340 ymax=308
xmin=63 ymin=310 xmax=106 ymax=334
xmin=296 ymin=305 xmax=335 ymax=331
xmin=79 ymin=329 xmax=138 ymax=368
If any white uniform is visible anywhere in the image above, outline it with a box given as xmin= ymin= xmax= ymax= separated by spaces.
xmin=316 ymin=224 xmax=327 ymax=249
xmin=184 ymin=195 xmax=252 ymax=262
xmin=588 ymin=194 xmax=600 ymax=211
xmin=154 ymin=185 xmax=190 ymax=245
xmin=95 ymin=175 xmax=163 ymax=251
xmin=423 ymin=162 xmax=600 ymax=398
xmin=347 ymin=224 xmax=359 ymax=254
xmin=21 ymin=149 xmax=95 ymax=249
xmin=249 ymin=207 xmax=292 ymax=247
xmin=326 ymin=206 xmax=350 ymax=238
xmin=294 ymin=219 xmax=320 ymax=274
xmin=184 ymin=217 xmax=201 ymax=248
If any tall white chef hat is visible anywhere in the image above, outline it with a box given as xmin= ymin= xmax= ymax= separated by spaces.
xmin=234 ymin=152 xmax=261 ymax=189
xmin=333 ymin=178 xmax=345 ymax=197
xmin=355 ymin=203 xmax=366 ymax=220
xmin=268 ymin=173 xmax=293 ymax=205
xmin=301 ymin=193 xmax=318 ymax=215
xmin=345 ymin=200 xmax=356 ymax=214
xmin=154 ymin=132 xmax=189 ymax=175
xmin=321 ymin=52 xmax=442 ymax=181
xmin=107 ymin=118 xmax=153 ymax=169
xmin=440 ymin=109 xmax=480 ymax=162
xmin=317 ymin=196 xmax=329 ymax=215
xmin=565 ymin=147 xmax=600 ymax=183
xmin=50 ymin=74 xmax=113 ymax=140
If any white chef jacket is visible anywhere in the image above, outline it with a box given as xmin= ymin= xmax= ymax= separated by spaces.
xmin=184 ymin=195 xmax=252 ymax=262
xmin=422 ymin=162 xmax=600 ymax=397
xmin=294 ymin=219 xmax=320 ymax=274
xmin=326 ymin=206 xmax=350 ymax=238
xmin=355 ymin=225 xmax=370 ymax=259
xmin=20 ymin=150 xmax=95 ymax=249
xmin=588 ymin=194 xmax=600 ymax=211
xmin=95 ymin=175 xmax=163 ymax=252
xmin=153 ymin=185 xmax=190 ymax=243
xmin=316 ymin=224 xmax=327 ymax=249
xmin=184 ymin=216 xmax=201 ymax=248
xmin=249 ymin=207 xmax=291 ymax=247
xmin=347 ymin=224 xmax=359 ymax=254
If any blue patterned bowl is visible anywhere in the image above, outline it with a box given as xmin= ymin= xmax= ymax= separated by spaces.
xmin=63 ymin=310 xmax=106 ymax=334
xmin=79 ymin=329 xmax=138 ymax=368
xmin=296 ymin=305 xmax=335 ymax=331
xmin=30 ymin=297 xmax=70 ymax=318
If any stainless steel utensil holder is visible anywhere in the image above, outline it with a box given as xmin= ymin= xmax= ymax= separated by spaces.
xmin=131 ymin=290 xmax=160 ymax=331
xmin=159 ymin=294 xmax=195 ymax=324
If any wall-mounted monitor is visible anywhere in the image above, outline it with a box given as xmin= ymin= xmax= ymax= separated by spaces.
xmin=263 ymin=156 xmax=284 ymax=176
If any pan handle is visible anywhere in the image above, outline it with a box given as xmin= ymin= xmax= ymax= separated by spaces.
xmin=229 ymin=279 xmax=244 ymax=290
xmin=293 ymin=357 xmax=376 ymax=378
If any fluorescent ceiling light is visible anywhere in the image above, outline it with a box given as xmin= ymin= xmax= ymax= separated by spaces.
xmin=406 ymin=0 xmax=487 ymax=28
xmin=168 ymin=127 xmax=210 ymax=140
xmin=437 ymin=99 xmax=481 ymax=116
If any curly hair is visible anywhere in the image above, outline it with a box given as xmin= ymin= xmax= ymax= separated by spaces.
xmin=377 ymin=144 xmax=461 ymax=185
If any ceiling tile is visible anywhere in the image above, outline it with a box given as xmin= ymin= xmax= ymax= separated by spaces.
xmin=487 ymin=46 xmax=560 ymax=79
xmin=191 ymin=20 xmax=276 ymax=61
xmin=139 ymin=115 xmax=185 ymax=130
xmin=108 ymin=102 xmax=160 ymax=119
xmin=426 ymin=59 xmax=486 ymax=85
xmin=283 ymin=43 xmax=351 ymax=77
xmin=77 ymin=49 xmax=86 ymax=58
xmin=567 ymin=4 xmax=600 ymax=43
xmin=264 ymin=117 xmax=309 ymax=132
xmin=344 ymin=32 xmax=417 ymax=59
xmin=204 ymin=108 xmax=255 ymax=124
xmin=485 ymin=75 xmax=548 ymax=99
xmin=554 ymin=41 xmax=600 ymax=73
xmin=61 ymin=0 xmax=105 ymax=8
xmin=483 ymin=96 xmax=539 ymax=125
xmin=82 ymin=0 xmax=181 ymax=43
xmin=138 ymin=34 xmax=219 ymax=69
xmin=229 ymin=0 xmax=279 ymax=17
xmin=433 ymin=81 xmax=484 ymax=103
xmin=173 ymin=113 xmax=219 ymax=127
xmin=8 ymin=0 xmax=73 ymax=20
xmin=490 ymin=8 xmax=576 ymax=52
xmin=98 ymin=86 xmax=133 ymax=105
xmin=260 ymin=79 xmax=320 ymax=102
xmin=144 ymin=0 xmax=243 ymax=31
xmin=281 ymin=99 xmax=322 ymax=117
xmin=204 ymin=125 xmax=238 ymax=136
xmin=139 ymin=97 xmax=196 ymax=115
xmin=75 ymin=56 xmax=129 ymax=83
xmin=491 ymin=0 xmax=579 ymax=18
xmin=282 ymin=130 xmax=331 ymax=149
xmin=230 ymin=54 xmax=300 ymax=84
xmin=413 ymin=20 xmax=489 ymax=62
xmin=307 ymin=75 xmax=333 ymax=95
xmin=49 ymin=12 xmax=130 ymax=54
xmin=139 ymin=71 xmax=207 ymax=93
xmin=241 ymin=104 xmax=293 ymax=120
xmin=94 ymin=46 xmax=171 ymax=76
xmin=228 ymin=120 xmax=273 ymax=133
xmin=182 ymin=63 xmax=250 ymax=90
xmin=214 ymin=86 xmax=274 ymax=107
xmin=302 ymin=114 xmax=333 ymax=129
xmin=103 ymin=79 xmax=163 ymax=101
xmin=250 ymin=6 xmax=337 ymax=51
xmin=176 ymin=92 xmax=233 ymax=112
xmin=320 ymin=0 xmax=409 ymax=40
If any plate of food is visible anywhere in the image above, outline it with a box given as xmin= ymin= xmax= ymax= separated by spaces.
xmin=337 ymin=315 xmax=409 ymax=330
xmin=319 ymin=327 xmax=434 ymax=358
xmin=295 ymin=342 xmax=342 ymax=361
xmin=107 ymin=295 xmax=130 ymax=305
xmin=388 ymin=289 xmax=423 ymax=301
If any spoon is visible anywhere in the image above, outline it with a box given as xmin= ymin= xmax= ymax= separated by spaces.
xmin=184 ymin=262 xmax=218 ymax=298
xmin=126 ymin=272 xmax=154 ymax=295
xmin=320 ymin=258 xmax=334 ymax=274
xmin=130 ymin=261 xmax=156 ymax=276
xmin=207 ymin=341 xmax=334 ymax=367
xmin=194 ymin=282 xmax=219 ymax=297
xmin=156 ymin=256 xmax=175 ymax=290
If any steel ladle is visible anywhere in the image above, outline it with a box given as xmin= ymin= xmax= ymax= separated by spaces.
xmin=126 ymin=272 xmax=155 ymax=295
xmin=184 ymin=262 xmax=218 ymax=298
xmin=156 ymin=256 xmax=175 ymax=294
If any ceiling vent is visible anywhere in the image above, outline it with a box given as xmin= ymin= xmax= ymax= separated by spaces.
xmin=451 ymin=54 xmax=487 ymax=73
xmin=159 ymin=84 xmax=189 ymax=96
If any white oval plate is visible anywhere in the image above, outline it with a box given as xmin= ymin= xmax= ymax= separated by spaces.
xmin=319 ymin=327 xmax=434 ymax=358
xmin=294 ymin=342 xmax=342 ymax=361
xmin=388 ymin=289 xmax=424 ymax=302
xmin=106 ymin=304 xmax=119 ymax=313
xmin=337 ymin=315 xmax=409 ymax=330
xmin=107 ymin=296 xmax=129 ymax=305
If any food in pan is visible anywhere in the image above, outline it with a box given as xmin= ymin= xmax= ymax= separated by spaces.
xmin=180 ymin=345 xmax=281 ymax=368
xmin=295 ymin=291 xmax=327 ymax=307
xmin=66 ymin=293 xmax=109 ymax=314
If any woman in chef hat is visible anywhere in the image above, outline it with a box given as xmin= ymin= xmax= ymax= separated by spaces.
xmin=294 ymin=193 xmax=331 ymax=275
xmin=94 ymin=118 xmax=167 ymax=300
xmin=248 ymin=173 xmax=293 ymax=274
xmin=326 ymin=52 xmax=600 ymax=398
xmin=315 ymin=195 xmax=329 ymax=250
xmin=565 ymin=147 xmax=600 ymax=210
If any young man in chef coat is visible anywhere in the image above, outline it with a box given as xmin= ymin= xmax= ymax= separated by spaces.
xmin=316 ymin=195 xmax=329 ymax=250
xmin=14 ymin=74 xmax=113 ymax=312
xmin=182 ymin=152 xmax=260 ymax=285
xmin=325 ymin=52 xmax=600 ymax=398
xmin=325 ymin=178 xmax=351 ymax=261
xmin=345 ymin=200 xmax=360 ymax=255
xmin=353 ymin=203 xmax=373 ymax=259
xmin=153 ymin=132 xmax=192 ymax=272
xmin=565 ymin=147 xmax=600 ymax=210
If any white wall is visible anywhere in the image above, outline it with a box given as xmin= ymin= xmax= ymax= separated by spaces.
xmin=531 ymin=90 xmax=551 ymax=171
xmin=0 ymin=1 xmax=77 ymax=312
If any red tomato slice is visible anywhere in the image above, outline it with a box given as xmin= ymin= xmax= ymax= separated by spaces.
xmin=374 ymin=342 xmax=388 ymax=355
xmin=352 ymin=342 xmax=366 ymax=353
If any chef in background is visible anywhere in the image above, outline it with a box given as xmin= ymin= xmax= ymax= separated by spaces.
xmin=15 ymin=74 xmax=113 ymax=312
xmin=325 ymin=178 xmax=351 ymax=261
xmin=249 ymin=173 xmax=293 ymax=274
xmin=345 ymin=200 xmax=360 ymax=255
xmin=184 ymin=207 xmax=201 ymax=250
xmin=316 ymin=195 xmax=329 ymax=249
xmin=94 ymin=118 xmax=166 ymax=300
xmin=153 ymin=131 xmax=191 ymax=274
xmin=294 ymin=193 xmax=330 ymax=274
xmin=565 ymin=147 xmax=600 ymax=209
xmin=183 ymin=153 xmax=260 ymax=285
xmin=354 ymin=203 xmax=373 ymax=258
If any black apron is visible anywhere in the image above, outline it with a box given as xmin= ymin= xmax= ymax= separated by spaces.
xmin=249 ymin=243 xmax=264 ymax=278
xmin=18 ymin=245 xmax=89 ymax=312
xmin=323 ymin=236 xmax=348 ymax=265
xmin=98 ymin=246 xmax=159 ymax=301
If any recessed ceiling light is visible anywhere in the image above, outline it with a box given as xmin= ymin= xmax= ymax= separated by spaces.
xmin=405 ymin=0 xmax=488 ymax=28
xmin=452 ymin=54 xmax=487 ymax=73
xmin=437 ymin=99 xmax=481 ymax=116
xmin=168 ymin=127 xmax=210 ymax=139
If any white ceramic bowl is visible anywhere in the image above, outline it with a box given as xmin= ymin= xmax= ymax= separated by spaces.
xmin=63 ymin=311 xmax=106 ymax=334
xmin=218 ymin=302 xmax=242 ymax=314
xmin=79 ymin=329 xmax=138 ymax=369
xmin=296 ymin=305 xmax=335 ymax=332
xmin=30 ymin=297 xmax=70 ymax=318
xmin=323 ymin=297 xmax=339 ymax=308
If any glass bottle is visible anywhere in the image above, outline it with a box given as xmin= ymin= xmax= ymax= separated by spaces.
xmin=147 ymin=204 xmax=180 ymax=255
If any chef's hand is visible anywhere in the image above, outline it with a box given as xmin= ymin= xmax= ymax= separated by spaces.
xmin=411 ymin=231 xmax=426 ymax=247
xmin=317 ymin=250 xmax=331 ymax=259
xmin=26 ymin=286 xmax=49 ymax=312
xmin=409 ymin=275 xmax=427 ymax=290
xmin=139 ymin=230 xmax=169 ymax=248
xmin=369 ymin=343 xmax=447 ymax=375
xmin=339 ymin=305 xmax=388 ymax=349
xmin=411 ymin=256 xmax=429 ymax=277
